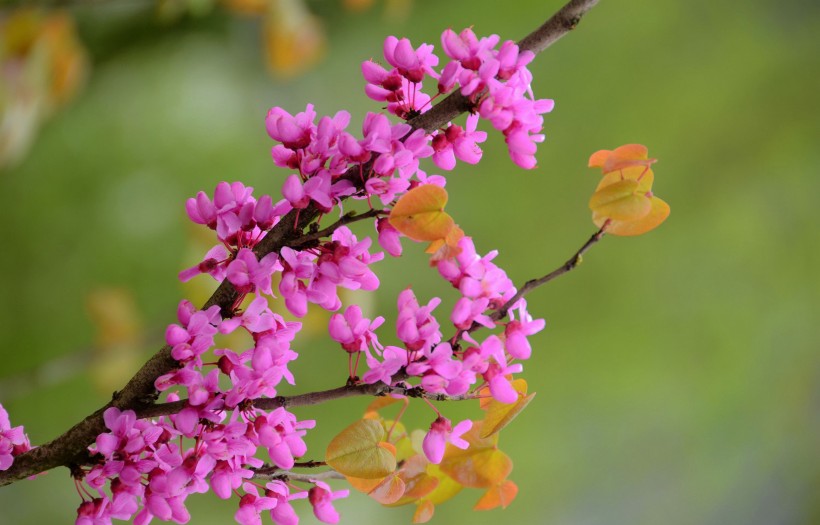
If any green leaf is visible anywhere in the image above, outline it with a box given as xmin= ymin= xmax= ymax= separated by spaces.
xmin=326 ymin=419 xmax=397 ymax=479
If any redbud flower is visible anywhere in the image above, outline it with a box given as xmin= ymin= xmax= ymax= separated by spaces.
xmin=308 ymin=480 xmax=350 ymax=524
xmin=328 ymin=305 xmax=384 ymax=354
xmin=0 ymin=403 xmax=29 ymax=471
xmin=422 ymin=416 xmax=472 ymax=464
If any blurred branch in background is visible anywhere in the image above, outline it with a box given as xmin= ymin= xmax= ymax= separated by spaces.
xmin=0 ymin=0 xmax=413 ymax=170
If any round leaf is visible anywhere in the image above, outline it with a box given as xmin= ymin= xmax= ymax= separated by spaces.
xmin=389 ymin=185 xmax=455 ymax=242
xmin=326 ymin=419 xmax=397 ymax=479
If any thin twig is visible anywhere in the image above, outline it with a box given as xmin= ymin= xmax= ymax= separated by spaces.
xmin=0 ymin=0 xmax=600 ymax=487
xmin=454 ymin=226 xmax=607 ymax=342
xmin=493 ymin=226 xmax=606 ymax=320
xmin=291 ymin=208 xmax=387 ymax=249
xmin=253 ymin=466 xmax=344 ymax=483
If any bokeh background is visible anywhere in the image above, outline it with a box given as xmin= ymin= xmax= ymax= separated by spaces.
xmin=1 ymin=0 xmax=818 ymax=524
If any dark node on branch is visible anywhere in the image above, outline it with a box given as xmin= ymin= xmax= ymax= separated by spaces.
xmin=345 ymin=376 xmax=359 ymax=387
xmin=137 ymin=390 xmax=160 ymax=407
xmin=199 ymin=419 xmax=218 ymax=430
xmin=568 ymin=16 xmax=582 ymax=29
xmin=238 ymin=398 xmax=255 ymax=413
xmin=271 ymin=395 xmax=288 ymax=409
xmin=405 ymin=386 xmax=426 ymax=399
xmin=293 ymin=460 xmax=326 ymax=468
xmin=69 ymin=462 xmax=86 ymax=480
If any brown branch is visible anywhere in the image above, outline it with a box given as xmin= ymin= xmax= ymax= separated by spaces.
xmin=136 ymin=381 xmax=475 ymax=419
xmin=0 ymin=0 xmax=600 ymax=488
xmin=450 ymin=226 xmax=606 ymax=344
xmin=253 ymin=467 xmax=344 ymax=483
xmin=408 ymin=0 xmax=600 ymax=133
xmin=291 ymin=208 xmax=387 ymax=249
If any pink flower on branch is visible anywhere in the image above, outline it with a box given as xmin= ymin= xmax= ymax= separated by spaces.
xmin=422 ymin=416 xmax=472 ymax=464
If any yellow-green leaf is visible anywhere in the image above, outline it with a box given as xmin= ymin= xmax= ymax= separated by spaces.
xmin=596 ymin=167 xmax=654 ymax=193
xmin=326 ymin=419 xmax=397 ymax=479
xmin=589 ymin=179 xmax=651 ymax=221
xmin=480 ymin=380 xmax=536 ymax=438
xmin=439 ymin=447 xmax=512 ymax=489
xmin=423 ymin=463 xmax=465 ymax=505
xmin=595 ymin=196 xmax=670 ymax=236
xmin=389 ymin=185 xmax=455 ymax=242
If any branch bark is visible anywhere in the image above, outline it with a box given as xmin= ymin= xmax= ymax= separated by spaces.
xmin=0 ymin=0 xmax=600 ymax=488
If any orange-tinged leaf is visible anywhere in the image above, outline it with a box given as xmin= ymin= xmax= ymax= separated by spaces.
xmin=440 ymin=447 xmax=513 ymax=488
xmin=388 ymin=455 xmax=440 ymax=506
xmin=326 ymin=419 xmax=397 ymax=478
xmin=589 ymin=179 xmax=651 ymax=221
xmin=346 ymin=475 xmax=384 ymax=494
xmin=474 ymin=480 xmax=519 ymax=510
xmin=588 ymin=149 xmax=612 ymax=168
xmin=426 ymin=224 xmax=464 ymax=264
xmin=347 ymin=472 xmax=406 ymax=504
xmin=481 ymin=383 xmax=536 ymax=438
xmin=369 ymin=474 xmax=406 ymax=504
xmin=602 ymin=144 xmax=655 ymax=173
xmin=389 ymin=185 xmax=454 ymax=242
xmin=423 ymin=464 xmax=464 ymax=505
xmin=595 ymin=196 xmax=670 ymax=236
xmin=413 ymin=500 xmax=435 ymax=523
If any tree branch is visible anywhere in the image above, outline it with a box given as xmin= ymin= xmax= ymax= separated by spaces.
xmin=0 ymin=0 xmax=600 ymax=488
xmin=253 ymin=465 xmax=344 ymax=483
xmin=451 ymin=226 xmax=607 ymax=345
xmin=494 ymin=226 xmax=607 ymax=321
xmin=136 ymin=381 xmax=475 ymax=419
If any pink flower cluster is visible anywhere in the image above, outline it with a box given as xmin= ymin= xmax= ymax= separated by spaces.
xmin=363 ymin=27 xmax=554 ymax=169
xmin=68 ymin=24 xmax=550 ymax=525
xmin=0 ymin=403 xmax=31 ymax=472
xmin=358 ymin=236 xmax=544 ymax=411
xmin=76 ymin=408 xmax=324 ymax=525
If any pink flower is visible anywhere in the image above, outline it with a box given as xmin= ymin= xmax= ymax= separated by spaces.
xmin=265 ymin=104 xmax=316 ymax=150
xmin=422 ymin=417 xmax=472 ymax=464
xmin=328 ymin=305 xmax=384 ymax=354
xmin=0 ymin=403 xmax=29 ymax=471
xmin=282 ymin=173 xmax=333 ymax=212
xmin=253 ymin=408 xmax=315 ymax=469
xmin=361 ymin=345 xmax=408 ymax=385
xmin=235 ymin=482 xmax=277 ymax=525
xmin=266 ymin=480 xmax=307 ymax=525
xmin=396 ymin=289 xmax=442 ymax=353
xmin=178 ymin=244 xmax=229 ymax=283
xmin=226 ymin=249 xmax=280 ymax=296
xmin=382 ymin=36 xmax=439 ymax=84
xmin=504 ymin=301 xmax=546 ymax=360
xmin=308 ymin=480 xmax=349 ymax=524
xmin=376 ymin=217 xmax=403 ymax=257
xmin=479 ymin=336 xmax=523 ymax=404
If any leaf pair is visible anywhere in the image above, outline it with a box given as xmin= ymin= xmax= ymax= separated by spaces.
xmin=588 ymin=144 xmax=670 ymax=236
xmin=388 ymin=184 xmax=465 ymax=263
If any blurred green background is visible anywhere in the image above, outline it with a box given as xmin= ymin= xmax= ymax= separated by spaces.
xmin=1 ymin=0 xmax=818 ymax=524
